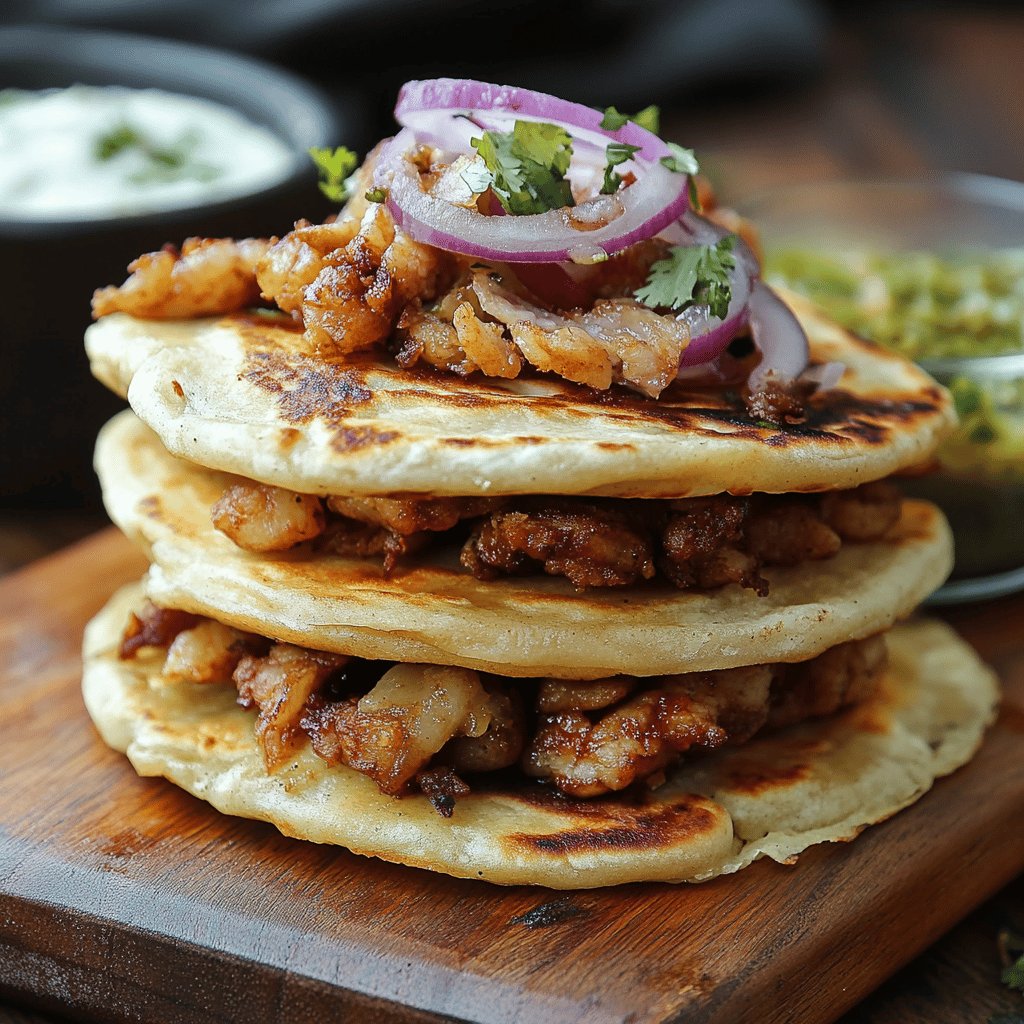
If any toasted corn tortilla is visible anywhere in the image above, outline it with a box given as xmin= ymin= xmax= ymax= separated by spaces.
xmin=83 ymin=583 xmax=998 ymax=888
xmin=97 ymin=410 xmax=953 ymax=680
xmin=85 ymin=290 xmax=953 ymax=499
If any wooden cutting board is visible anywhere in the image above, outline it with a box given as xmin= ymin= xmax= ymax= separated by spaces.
xmin=1 ymin=530 xmax=1022 ymax=1024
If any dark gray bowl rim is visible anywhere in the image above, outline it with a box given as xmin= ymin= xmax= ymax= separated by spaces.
xmin=0 ymin=23 xmax=341 ymax=237
xmin=742 ymin=171 xmax=1024 ymax=215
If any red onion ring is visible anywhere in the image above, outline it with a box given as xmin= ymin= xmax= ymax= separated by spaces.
xmin=747 ymin=281 xmax=812 ymax=390
xmin=377 ymin=78 xmax=692 ymax=263
xmin=395 ymin=79 xmax=670 ymax=161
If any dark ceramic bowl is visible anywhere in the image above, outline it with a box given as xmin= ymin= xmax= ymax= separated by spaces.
xmin=0 ymin=25 xmax=347 ymax=507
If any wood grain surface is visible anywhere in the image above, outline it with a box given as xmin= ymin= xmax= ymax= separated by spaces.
xmin=0 ymin=529 xmax=1022 ymax=1024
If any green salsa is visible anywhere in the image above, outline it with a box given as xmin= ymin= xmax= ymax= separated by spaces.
xmin=766 ymin=248 xmax=1024 ymax=360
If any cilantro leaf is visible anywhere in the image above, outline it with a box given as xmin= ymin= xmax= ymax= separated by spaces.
xmin=459 ymin=160 xmax=493 ymax=196
xmin=599 ymin=104 xmax=661 ymax=134
xmin=660 ymin=142 xmax=700 ymax=176
xmin=634 ymin=237 xmax=736 ymax=320
xmin=95 ymin=123 xmax=189 ymax=170
xmin=470 ymin=120 xmax=574 ymax=215
xmin=599 ymin=106 xmax=629 ymax=131
xmin=601 ymin=141 xmax=641 ymax=195
xmin=309 ymin=146 xmax=359 ymax=203
xmin=95 ymin=123 xmax=145 ymax=162
xmin=658 ymin=142 xmax=702 ymax=208
xmin=632 ymin=105 xmax=661 ymax=134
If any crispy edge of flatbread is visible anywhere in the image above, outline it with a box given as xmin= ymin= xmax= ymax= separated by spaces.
xmin=83 ymin=583 xmax=998 ymax=888
xmin=85 ymin=291 xmax=954 ymax=499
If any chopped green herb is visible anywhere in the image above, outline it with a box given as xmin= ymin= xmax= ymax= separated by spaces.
xmin=95 ymin=123 xmax=146 ymax=162
xmin=95 ymin=123 xmax=186 ymax=168
xmin=632 ymin=105 xmax=660 ymax=134
xmin=599 ymin=104 xmax=660 ymax=134
xmin=309 ymin=146 xmax=359 ymax=203
xmin=634 ymin=236 xmax=736 ymax=319
xmin=459 ymin=160 xmax=493 ymax=196
xmin=129 ymin=160 xmax=218 ymax=185
xmin=658 ymin=142 xmax=701 ymax=207
xmin=364 ymin=186 xmax=388 ymax=204
xmin=601 ymin=141 xmax=641 ymax=195
xmin=599 ymin=106 xmax=628 ymax=130
xmin=95 ymin=122 xmax=218 ymax=184
xmin=659 ymin=142 xmax=700 ymax=176
xmin=470 ymin=120 xmax=574 ymax=215
xmin=1000 ymin=928 xmax=1024 ymax=993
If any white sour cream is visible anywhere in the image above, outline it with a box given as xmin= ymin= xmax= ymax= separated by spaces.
xmin=0 ymin=85 xmax=298 ymax=220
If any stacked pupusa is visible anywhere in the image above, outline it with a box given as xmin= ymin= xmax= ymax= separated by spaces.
xmin=81 ymin=292 xmax=997 ymax=887
xmin=81 ymin=79 xmax=996 ymax=888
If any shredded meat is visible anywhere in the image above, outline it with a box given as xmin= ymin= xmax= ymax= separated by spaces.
xmin=769 ymin=634 xmax=888 ymax=729
xmin=820 ymin=480 xmax=902 ymax=541
xmin=300 ymin=204 xmax=455 ymax=356
xmin=257 ymin=219 xmax=361 ymax=316
xmin=744 ymin=501 xmax=842 ymax=566
xmin=211 ymin=482 xmax=325 ymax=552
xmin=536 ymin=678 xmax=636 ymax=713
xmin=92 ymin=237 xmax=272 ymax=319
xmin=119 ymin=602 xmax=200 ymax=659
xmin=461 ymin=486 xmax=899 ymax=592
xmin=395 ymin=267 xmax=694 ymax=397
xmin=207 ymin=479 xmax=902 ymax=594
xmin=300 ymin=664 xmax=496 ymax=794
xmin=326 ymin=494 xmax=500 ymax=535
xmin=396 ymin=286 xmax=523 ymax=379
xmin=129 ymin=604 xmax=887 ymax=801
xmin=475 ymin=271 xmax=689 ymax=397
xmin=525 ymin=635 xmax=887 ymax=796
xmin=525 ymin=665 xmax=774 ymax=797
xmin=414 ymin=767 xmax=471 ymax=818
xmin=162 ymin=620 xmax=266 ymax=684
xmin=462 ymin=503 xmax=657 ymax=588
xmin=743 ymin=378 xmax=812 ymax=424
xmin=439 ymin=681 xmax=526 ymax=774
xmin=319 ymin=516 xmax=432 ymax=575
xmin=233 ymin=644 xmax=347 ymax=771
xmin=660 ymin=497 xmax=767 ymax=594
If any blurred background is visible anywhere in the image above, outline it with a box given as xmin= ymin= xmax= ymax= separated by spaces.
xmin=2 ymin=0 xmax=1024 ymax=572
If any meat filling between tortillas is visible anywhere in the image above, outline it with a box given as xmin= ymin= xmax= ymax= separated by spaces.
xmin=120 ymin=600 xmax=888 ymax=816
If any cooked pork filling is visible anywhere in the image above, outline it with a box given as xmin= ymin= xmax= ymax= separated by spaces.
xmin=210 ymin=480 xmax=902 ymax=594
xmin=120 ymin=603 xmax=887 ymax=813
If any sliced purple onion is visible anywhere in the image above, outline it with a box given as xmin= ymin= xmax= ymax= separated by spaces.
xmin=800 ymin=360 xmax=846 ymax=391
xmin=378 ymin=129 xmax=690 ymax=263
xmin=377 ymin=78 xmax=693 ymax=263
xmin=747 ymin=281 xmax=812 ymax=391
xmin=395 ymin=79 xmax=671 ymax=161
